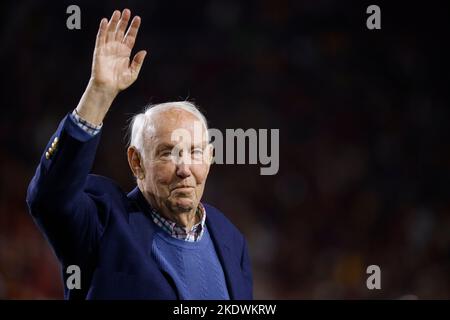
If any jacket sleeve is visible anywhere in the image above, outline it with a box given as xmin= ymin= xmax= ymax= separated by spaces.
xmin=26 ymin=113 xmax=108 ymax=265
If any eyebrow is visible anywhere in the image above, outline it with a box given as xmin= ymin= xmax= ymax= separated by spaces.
xmin=155 ymin=141 xmax=207 ymax=153
xmin=155 ymin=143 xmax=176 ymax=153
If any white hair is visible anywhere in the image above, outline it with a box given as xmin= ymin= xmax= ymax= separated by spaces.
xmin=128 ymin=101 xmax=209 ymax=156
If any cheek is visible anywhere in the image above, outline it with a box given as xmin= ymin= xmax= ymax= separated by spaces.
xmin=191 ymin=164 xmax=210 ymax=184
xmin=147 ymin=162 xmax=176 ymax=188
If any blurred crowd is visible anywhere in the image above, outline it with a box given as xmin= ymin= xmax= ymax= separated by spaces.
xmin=0 ymin=0 xmax=449 ymax=299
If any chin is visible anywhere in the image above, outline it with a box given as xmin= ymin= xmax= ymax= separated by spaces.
xmin=170 ymin=198 xmax=196 ymax=212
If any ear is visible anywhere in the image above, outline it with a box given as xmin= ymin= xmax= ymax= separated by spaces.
xmin=127 ymin=146 xmax=145 ymax=179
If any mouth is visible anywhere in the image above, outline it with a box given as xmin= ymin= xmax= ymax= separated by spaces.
xmin=171 ymin=186 xmax=194 ymax=192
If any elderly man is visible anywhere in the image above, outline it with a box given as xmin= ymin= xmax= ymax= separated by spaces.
xmin=26 ymin=9 xmax=253 ymax=300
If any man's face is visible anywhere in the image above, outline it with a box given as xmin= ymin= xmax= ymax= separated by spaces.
xmin=138 ymin=108 xmax=211 ymax=215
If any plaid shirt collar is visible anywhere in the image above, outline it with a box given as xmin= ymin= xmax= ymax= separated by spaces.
xmin=150 ymin=203 xmax=206 ymax=242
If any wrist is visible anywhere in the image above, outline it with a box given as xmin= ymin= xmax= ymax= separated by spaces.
xmin=86 ymin=79 xmax=119 ymax=101
xmin=75 ymin=81 xmax=118 ymax=126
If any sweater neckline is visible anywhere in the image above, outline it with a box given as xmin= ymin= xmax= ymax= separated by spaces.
xmin=153 ymin=225 xmax=210 ymax=250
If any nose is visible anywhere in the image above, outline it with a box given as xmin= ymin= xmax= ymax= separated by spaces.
xmin=176 ymin=155 xmax=192 ymax=179
xmin=176 ymin=164 xmax=192 ymax=179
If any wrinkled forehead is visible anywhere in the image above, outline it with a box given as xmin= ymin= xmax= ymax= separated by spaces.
xmin=144 ymin=107 xmax=209 ymax=147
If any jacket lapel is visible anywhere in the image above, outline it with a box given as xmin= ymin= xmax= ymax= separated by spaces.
xmin=126 ymin=187 xmax=179 ymax=299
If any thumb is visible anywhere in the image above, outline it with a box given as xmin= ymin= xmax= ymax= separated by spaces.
xmin=130 ymin=50 xmax=147 ymax=78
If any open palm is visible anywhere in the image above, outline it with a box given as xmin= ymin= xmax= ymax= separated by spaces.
xmin=91 ymin=9 xmax=147 ymax=93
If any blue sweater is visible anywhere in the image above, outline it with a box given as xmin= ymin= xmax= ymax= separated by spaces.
xmin=151 ymin=225 xmax=230 ymax=300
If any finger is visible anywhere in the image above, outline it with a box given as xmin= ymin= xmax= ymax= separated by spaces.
xmin=106 ymin=10 xmax=120 ymax=43
xmin=130 ymin=50 xmax=147 ymax=77
xmin=115 ymin=8 xmax=131 ymax=42
xmin=123 ymin=16 xmax=141 ymax=50
xmin=95 ymin=18 xmax=108 ymax=49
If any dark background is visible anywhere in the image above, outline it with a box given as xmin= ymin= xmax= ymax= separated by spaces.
xmin=0 ymin=0 xmax=449 ymax=299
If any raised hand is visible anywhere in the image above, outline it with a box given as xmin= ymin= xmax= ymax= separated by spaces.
xmin=91 ymin=9 xmax=147 ymax=93
xmin=76 ymin=9 xmax=147 ymax=125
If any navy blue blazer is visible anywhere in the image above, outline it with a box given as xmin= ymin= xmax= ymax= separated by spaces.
xmin=26 ymin=114 xmax=253 ymax=300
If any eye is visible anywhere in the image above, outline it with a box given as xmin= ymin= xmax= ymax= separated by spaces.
xmin=160 ymin=150 xmax=173 ymax=158
xmin=192 ymin=148 xmax=203 ymax=156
